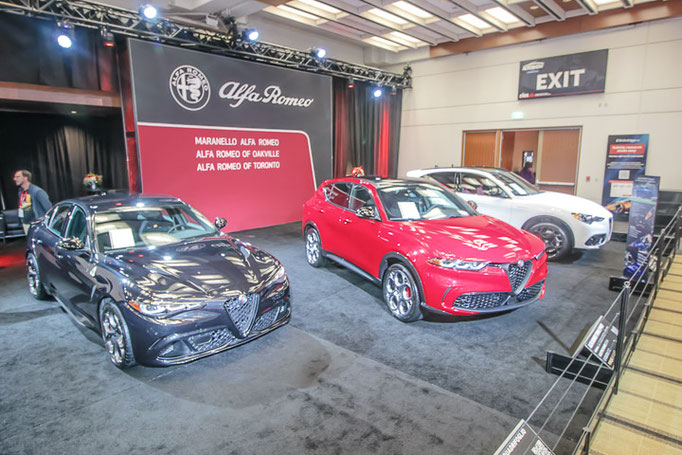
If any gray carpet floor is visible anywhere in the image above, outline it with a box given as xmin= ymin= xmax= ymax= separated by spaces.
xmin=0 ymin=222 xmax=625 ymax=454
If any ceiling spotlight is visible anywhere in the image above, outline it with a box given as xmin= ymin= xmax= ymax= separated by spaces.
xmin=57 ymin=33 xmax=72 ymax=48
xmin=140 ymin=4 xmax=158 ymax=19
xmin=346 ymin=78 xmax=355 ymax=89
xmin=242 ymin=28 xmax=259 ymax=42
xmin=101 ymin=28 xmax=115 ymax=47
xmin=373 ymin=87 xmax=383 ymax=98
xmin=390 ymin=86 xmax=398 ymax=95
xmin=311 ymin=47 xmax=327 ymax=60
xmin=56 ymin=22 xmax=74 ymax=49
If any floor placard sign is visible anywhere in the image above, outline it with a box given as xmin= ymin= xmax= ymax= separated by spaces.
xmin=624 ymin=176 xmax=660 ymax=280
xmin=601 ymin=134 xmax=649 ymax=221
xmin=583 ymin=316 xmax=618 ymax=368
xmin=494 ymin=420 xmax=554 ymax=455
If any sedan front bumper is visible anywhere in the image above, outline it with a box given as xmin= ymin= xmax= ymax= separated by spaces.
xmin=121 ymin=282 xmax=291 ymax=366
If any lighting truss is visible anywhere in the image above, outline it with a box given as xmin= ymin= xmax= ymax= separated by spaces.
xmin=0 ymin=0 xmax=412 ymax=89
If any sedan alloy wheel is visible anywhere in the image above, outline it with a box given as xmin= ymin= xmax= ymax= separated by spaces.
xmin=99 ymin=301 xmax=136 ymax=368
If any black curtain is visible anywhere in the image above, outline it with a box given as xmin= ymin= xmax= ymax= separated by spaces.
xmin=0 ymin=112 xmax=128 ymax=209
xmin=0 ymin=14 xmax=117 ymax=90
xmin=333 ymin=79 xmax=403 ymax=178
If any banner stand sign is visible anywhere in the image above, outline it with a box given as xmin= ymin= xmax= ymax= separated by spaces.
xmin=623 ymin=176 xmax=660 ymax=280
xmin=601 ymin=134 xmax=649 ymax=221
xmin=128 ymin=39 xmax=332 ymax=232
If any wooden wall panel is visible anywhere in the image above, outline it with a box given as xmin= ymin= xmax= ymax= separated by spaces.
xmin=463 ymin=131 xmax=497 ymax=167
xmin=538 ymin=129 xmax=580 ymax=194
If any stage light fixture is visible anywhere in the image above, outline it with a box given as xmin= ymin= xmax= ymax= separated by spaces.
xmin=346 ymin=78 xmax=355 ymax=89
xmin=311 ymin=47 xmax=327 ymax=60
xmin=242 ymin=28 xmax=259 ymax=42
xmin=57 ymin=33 xmax=72 ymax=48
xmin=390 ymin=85 xmax=398 ymax=95
xmin=141 ymin=4 xmax=158 ymax=19
xmin=56 ymin=22 xmax=74 ymax=49
xmin=101 ymin=28 xmax=115 ymax=47
xmin=373 ymin=87 xmax=383 ymax=98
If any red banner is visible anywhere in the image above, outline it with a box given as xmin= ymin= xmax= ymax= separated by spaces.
xmin=137 ymin=123 xmax=316 ymax=232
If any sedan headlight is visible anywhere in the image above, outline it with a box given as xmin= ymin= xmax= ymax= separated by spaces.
xmin=268 ymin=265 xmax=287 ymax=285
xmin=427 ymin=258 xmax=489 ymax=271
xmin=128 ymin=298 xmax=205 ymax=318
xmin=535 ymin=249 xmax=545 ymax=260
xmin=572 ymin=213 xmax=605 ymax=224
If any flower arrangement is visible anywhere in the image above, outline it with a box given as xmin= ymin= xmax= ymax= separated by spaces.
xmin=83 ymin=173 xmax=103 ymax=192
xmin=349 ymin=166 xmax=365 ymax=177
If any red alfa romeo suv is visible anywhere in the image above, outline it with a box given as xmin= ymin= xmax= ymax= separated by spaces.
xmin=302 ymin=177 xmax=548 ymax=322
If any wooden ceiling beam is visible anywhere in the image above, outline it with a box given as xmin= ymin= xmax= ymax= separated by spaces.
xmin=430 ymin=0 xmax=682 ymax=58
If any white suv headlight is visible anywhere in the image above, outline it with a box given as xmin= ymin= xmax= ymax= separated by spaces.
xmin=571 ymin=213 xmax=605 ymax=224
xmin=427 ymin=258 xmax=489 ymax=271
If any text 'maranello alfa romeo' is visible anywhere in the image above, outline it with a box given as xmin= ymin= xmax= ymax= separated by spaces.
xmin=302 ymin=177 xmax=548 ymax=322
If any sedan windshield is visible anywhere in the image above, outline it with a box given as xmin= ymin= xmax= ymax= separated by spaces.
xmin=377 ymin=183 xmax=477 ymax=221
xmin=94 ymin=203 xmax=217 ymax=252
xmin=488 ymin=169 xmax=541 ymax=196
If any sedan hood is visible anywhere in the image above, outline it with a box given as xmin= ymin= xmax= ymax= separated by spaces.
xmin=104 ymin=236 xmax=281 ymax=299
xmin=405 ymin=215 xmax=545 ymax=263
xmin=525 ymin=191 xmax=612 ymax=218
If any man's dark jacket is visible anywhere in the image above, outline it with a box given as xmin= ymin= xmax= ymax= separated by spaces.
xmin=18 ymin=184 xmax=52 ymax=223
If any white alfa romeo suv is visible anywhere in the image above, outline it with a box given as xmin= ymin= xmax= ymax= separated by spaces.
xmin=406 ymin=167 xmax=613 ymax=260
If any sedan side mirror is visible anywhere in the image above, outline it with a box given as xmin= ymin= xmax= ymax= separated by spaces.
xmin=57 ymin=237 xmax=85 ymax=251
xmin=215 ymin=217 xmax=227 ymax=230
xmin=467 ymin=200 xmax=478 ymax=210
xmin=356 ymin=205 xmax=379 ymax=220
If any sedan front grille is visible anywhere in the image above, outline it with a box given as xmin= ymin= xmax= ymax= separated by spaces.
xmin=454 ymin=292 xmax=510 ymax=310
xmin=506 ymin=262 xmax=531 ymax=291
xmin=252 ymin=308 xmax=279 ymax=332
xmin=225 ymin=294 xmax=260 ymax=337
xmin=187 ymin=329 xmax=235 ymax=353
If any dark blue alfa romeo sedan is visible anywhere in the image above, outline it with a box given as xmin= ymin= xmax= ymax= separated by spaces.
xmin=26 ymin=193 xmax=291 ymax=368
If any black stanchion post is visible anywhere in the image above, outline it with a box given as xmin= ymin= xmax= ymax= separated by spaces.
xmin=582 ymin=427 xmax=592 ymax=455
xmin=654 ymin=246 xmax=662 ymax=301
xmin=673 ymin=209 xmax=682 ymax=259
xmin=614 ymin=283 xmax=630 ymax=394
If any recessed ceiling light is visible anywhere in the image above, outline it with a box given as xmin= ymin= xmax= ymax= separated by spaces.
xmin=277 ymin=4 xmax=320 ymax=19
xmin=458 ymin=13 xmax=490 ymax=29
xmin=363 ymin=36 xmax=406 ymax=52
xmin=295 ymin=0 xmax=341 ymax=15
xmin=367 ymin=8 xmax=409 ymax=25
xmin=71 ymin=110 xmax=77 ymax=114
xmin=485 ymin=7 xmax=519 ymax=24
xmin=391 ymin=1 xmax=433 ymax=19
xmin=530 ymin=5 xmax=539 ymax=9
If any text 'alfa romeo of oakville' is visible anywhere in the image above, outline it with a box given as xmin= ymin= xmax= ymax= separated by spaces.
xmin=303 ymin=177 xmax=548 ymax=322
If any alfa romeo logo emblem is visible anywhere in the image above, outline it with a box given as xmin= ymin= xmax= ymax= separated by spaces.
xmin=169 ymin=65 xmax=211 ymax=111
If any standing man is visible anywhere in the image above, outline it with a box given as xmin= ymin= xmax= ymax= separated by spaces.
xmin=13 ymin=170 xmax=52 ymax=234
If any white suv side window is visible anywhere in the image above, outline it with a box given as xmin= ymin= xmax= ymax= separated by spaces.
xmin=458 ymin=173 xmax=507 ymax=198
